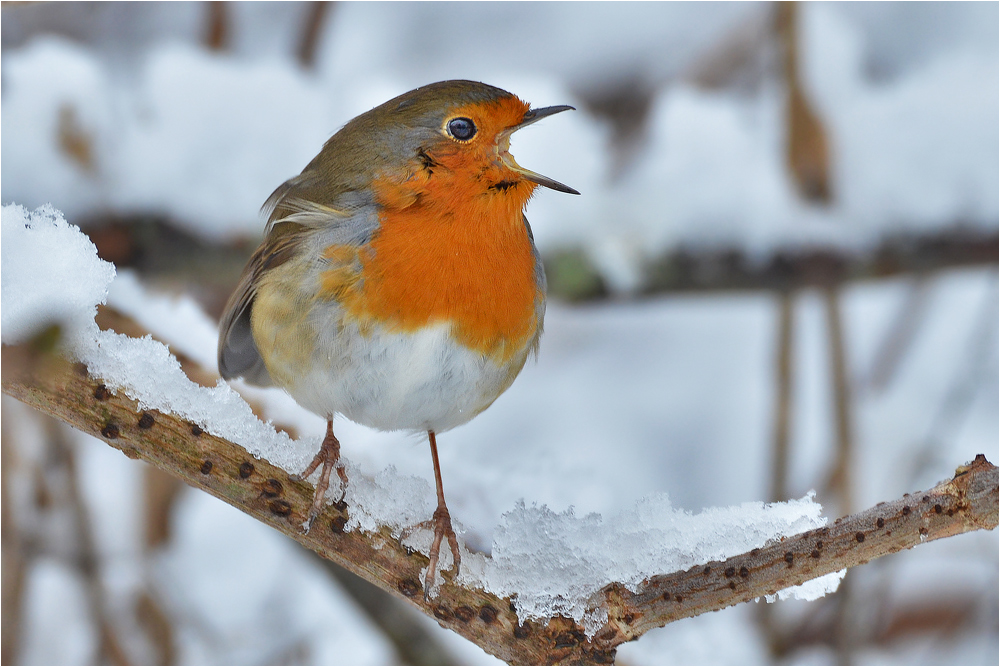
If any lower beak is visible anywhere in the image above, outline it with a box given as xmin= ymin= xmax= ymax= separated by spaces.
xmin=500 ymin=105 xmax=580 ymax=195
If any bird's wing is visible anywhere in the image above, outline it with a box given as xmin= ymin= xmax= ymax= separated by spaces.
xmin=217 ymin=222 xmax=305 ymax=385
xmin=218 ymin=175 xmax=379 ymax=385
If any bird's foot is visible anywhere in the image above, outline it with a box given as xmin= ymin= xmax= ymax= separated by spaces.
xmin=423 ymin=503 xmax=461 ymax=599
xmin=291 ymin=424 xmax=348 ymax=533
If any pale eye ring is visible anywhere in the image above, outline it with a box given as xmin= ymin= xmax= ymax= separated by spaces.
xmin=446 ymin=117 xmax=477 ymax=141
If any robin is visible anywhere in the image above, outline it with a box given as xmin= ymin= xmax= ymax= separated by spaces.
xmin=218 ymin=80 xmax=577 ymax=593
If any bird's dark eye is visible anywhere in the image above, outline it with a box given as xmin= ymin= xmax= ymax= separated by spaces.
xmin=447 ymin=117 xmax=477 ymax=141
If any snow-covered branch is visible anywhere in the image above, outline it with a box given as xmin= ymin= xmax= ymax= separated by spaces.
xmin=591 ymin=453 xmax=998 ymax=646
xmin=4 ymin=336 xmax=996 ymax=665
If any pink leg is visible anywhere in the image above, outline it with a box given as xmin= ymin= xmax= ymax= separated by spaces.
xmin=292 ymin=419 xmax=348 ymax=532
xmin=424 ymin=430 xmax=461 ymax=596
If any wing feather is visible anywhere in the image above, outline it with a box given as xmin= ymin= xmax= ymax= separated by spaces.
xmin=219 ymin=172 xmax=380 ymax=384
xmin=217 ymin=225 xmax=305 ymax=385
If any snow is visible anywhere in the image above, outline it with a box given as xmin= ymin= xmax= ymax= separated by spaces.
xmin=2 ymin=203 xmax=839 ymax=637
xmin=1 ymin=204 xmax=307 ymax=473
xmin=763 ymin=570 xmax=846 ymax=604
xmin=106 ymin=269 xmax=219 ymax=371
xmin=0 ymin=204 xmax=115 ymax=344
xmin=472 ymin=492 xmax=830 ymax=635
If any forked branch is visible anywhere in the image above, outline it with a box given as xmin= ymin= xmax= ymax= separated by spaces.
xmin=3 ymin=338 xmax=996 ymax=665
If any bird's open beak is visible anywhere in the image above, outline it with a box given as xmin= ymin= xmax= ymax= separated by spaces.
xmin=499 ymin=105 xmax=580 ymax=195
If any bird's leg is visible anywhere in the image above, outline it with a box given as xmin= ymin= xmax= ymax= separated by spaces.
xmin=423 ymin=430 xmax=462 ymax=597
xmin=291 ymin=418 xmax=348 ymax=532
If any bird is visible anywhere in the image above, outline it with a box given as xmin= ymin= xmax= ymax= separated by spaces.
xmin=218 ymin=79 xmax=577 ymax=594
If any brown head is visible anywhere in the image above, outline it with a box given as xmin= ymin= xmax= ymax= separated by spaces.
xmin=291 ymin=80 xmax=578 ymax=212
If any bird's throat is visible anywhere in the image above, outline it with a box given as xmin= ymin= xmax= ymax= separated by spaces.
xmin=342 ymin=176 xmax=542 ymax=362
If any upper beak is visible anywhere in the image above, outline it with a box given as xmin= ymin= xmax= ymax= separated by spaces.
xmin=500 ymin=105 xmax=580 ymax=195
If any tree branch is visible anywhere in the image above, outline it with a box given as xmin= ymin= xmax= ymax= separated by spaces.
xmin=545 ymin=227 xmax=998 ymax=301
xmin=591 ymin=454 xmax=997 ymax=647
xmin=3 ymin=337 xmax=996 ymax=665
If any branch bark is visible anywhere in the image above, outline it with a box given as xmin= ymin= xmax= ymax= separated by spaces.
xmin=590 ymin=453 xmax=997 ymax=647
xmin=3 ymin=338 xmax=996 ymax=665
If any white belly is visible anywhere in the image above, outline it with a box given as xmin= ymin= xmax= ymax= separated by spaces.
xmin=280 ymin=319 xmax=525 ymax=433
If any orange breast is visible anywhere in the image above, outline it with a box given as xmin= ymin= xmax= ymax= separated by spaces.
xmin=337 ymin=174 xmax=542 ymax=362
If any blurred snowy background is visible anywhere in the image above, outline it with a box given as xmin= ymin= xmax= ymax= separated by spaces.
xmin=2 ymin=1 xmax=997 ymax=664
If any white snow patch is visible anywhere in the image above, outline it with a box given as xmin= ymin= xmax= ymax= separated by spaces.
xmin=1 ymin=203 xmax=116 ymax=344
xmin=764 ymin=569 xmax=847 ymax=603
xmin=464 ymin=491 xmax=830 ymax=635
